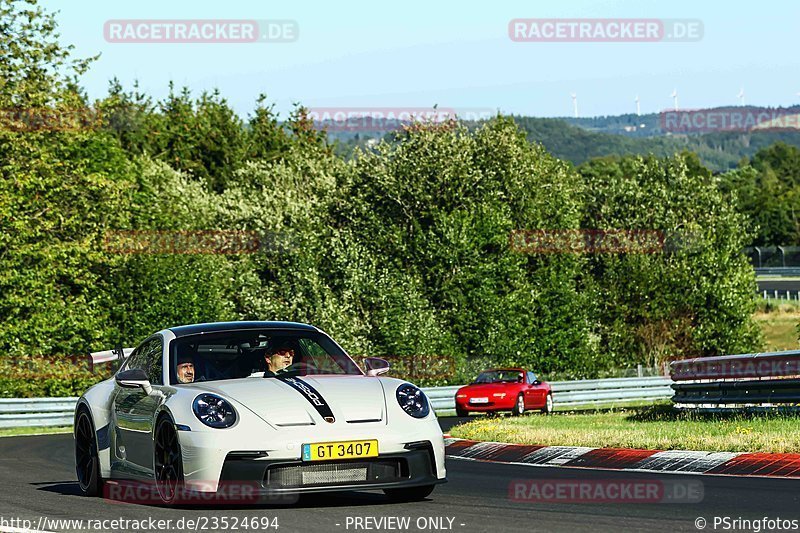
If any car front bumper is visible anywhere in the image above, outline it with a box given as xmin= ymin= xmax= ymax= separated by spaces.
xmin=218 ymin=445 xmax=443 ymax=496
xmin=456 ymin=398 xmax=516 ymax=411
xmin=177 ymin=419 xmax=446 ymax=493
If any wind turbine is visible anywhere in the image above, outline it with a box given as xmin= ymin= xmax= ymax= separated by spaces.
xmin=570 ymin=93 xmax=578 ymax=118
xmin=737 ymin=88 xmax=745 ymax=106
xmin=670 ymin=89 xmax=679 ymax=111
xmin=634 ymin=94 xmax=641 ymax=116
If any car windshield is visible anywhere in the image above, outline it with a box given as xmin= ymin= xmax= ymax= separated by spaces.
xmin=475 ymin=370 xmax=524 ymax=384
xmin=169 ymin=329 xmax=362 ymax=385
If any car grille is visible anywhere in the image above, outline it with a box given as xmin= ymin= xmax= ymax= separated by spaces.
xmin=264 ymin=459 xmax=405 ymax=488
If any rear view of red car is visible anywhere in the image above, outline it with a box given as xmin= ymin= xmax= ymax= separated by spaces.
xmin=455 ymin=368 xmax=552 ymax=416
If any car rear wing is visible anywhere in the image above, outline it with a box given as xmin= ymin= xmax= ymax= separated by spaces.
xmin=88 ymin=347 xmax=133 ymax=371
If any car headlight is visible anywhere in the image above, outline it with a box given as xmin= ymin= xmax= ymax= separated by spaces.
xmin=192 ymin=394 xmax=237 ymax=428
xmin=396 ymin=384 xmax=430 ymax=419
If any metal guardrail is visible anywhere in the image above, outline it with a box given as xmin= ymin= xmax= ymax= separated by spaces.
xmin=2 ymin=377 xmax=673 ymax=427
xmin=423 ymin=376 xmax=672 ymax=415
xmin=671 ymin=350 xmax=800 ymax=406
xmin=0 ymin=398 xmax=78 ymax=428
xmin=9 ymin=358 xmax=799 ymax=426
xmin=550 ymin=376 xmax=672 ymax=406
xmin=423 ymin=386 xmax=462 ymax=415
xmin=755 ymin=267 xmax=800 ymax=277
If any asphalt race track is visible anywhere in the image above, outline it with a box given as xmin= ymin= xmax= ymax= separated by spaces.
xmin=1 ymin=421 xmax=800 ymax=533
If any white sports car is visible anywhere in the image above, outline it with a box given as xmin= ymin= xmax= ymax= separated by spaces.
xmin=74 ymin=321 xmax=446 ymax=504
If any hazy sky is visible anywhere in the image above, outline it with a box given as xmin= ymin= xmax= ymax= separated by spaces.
xmin=40 ymin=0 xmax=800 ymax=118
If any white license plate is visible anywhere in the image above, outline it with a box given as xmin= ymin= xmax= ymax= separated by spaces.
xmin=470 ymin=397 xmax=489 ymax=404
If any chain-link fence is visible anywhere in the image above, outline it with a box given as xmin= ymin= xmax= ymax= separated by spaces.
xmin=746 ymin=246 xmax=800 ymax=268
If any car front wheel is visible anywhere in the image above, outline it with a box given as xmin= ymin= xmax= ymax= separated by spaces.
xmin=154 ymin=416 xmax=184 ymax=505
xmin=456 ymin=406 xmax=469 ymax=417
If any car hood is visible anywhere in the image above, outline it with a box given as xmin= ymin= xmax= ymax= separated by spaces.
xmin=459 ymin=383 xmax=518 ymax=395
xmin=189 ymin=375 xmax=386 ymax=427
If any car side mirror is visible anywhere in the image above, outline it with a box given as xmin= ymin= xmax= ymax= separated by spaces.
xmin=532 ymin=379 xmax=541 ymax=385
xmin=364 ymin=357 xmax=390 ymax=377
xmin=116 ymin=368 xmax=154 ymax=395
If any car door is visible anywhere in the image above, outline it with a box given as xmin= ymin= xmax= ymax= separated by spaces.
xmin=112 ymin=335 xmax=165 ymax=477
xmin=526 ymin=371 xmax=546 ymax=408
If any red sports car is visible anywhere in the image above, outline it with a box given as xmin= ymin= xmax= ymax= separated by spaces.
xmin=455 ymin=368 xmax=552 ymax=416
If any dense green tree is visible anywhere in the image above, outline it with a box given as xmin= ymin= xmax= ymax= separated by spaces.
xmin=100 ymin=84 xmax=247 ymax=191
xmin=752 ymin=142 xmax=800 ymax=186
xmin=332 ymin=119 xmax=600 ymax=375
xmin=719 ymin=143 xmax=800 ymax=246
xmin=578 ymin=154 xmax=761 ymax=366
xmin=0 ymin=0 xmax=132 ymax=357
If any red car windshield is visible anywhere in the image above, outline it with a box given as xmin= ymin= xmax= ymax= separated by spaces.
xmin=475 ymin=370 xmax=524 ymax=384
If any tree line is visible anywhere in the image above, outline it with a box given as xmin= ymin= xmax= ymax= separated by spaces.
xmin=0 ymin=0 xmax=768 ymax=392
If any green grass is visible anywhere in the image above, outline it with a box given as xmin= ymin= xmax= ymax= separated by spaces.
xmin=754 ymin=301 xmax=800 ymax=351
xmin=552 ymin=399 xmax=662 ymax=411
xmin=449 ymin=404 xmax=800 ymax=453
xmin=0 ymin=426 xmax=72 ymax=437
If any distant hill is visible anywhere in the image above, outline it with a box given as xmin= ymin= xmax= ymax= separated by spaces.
xmin=326 ymin=107 xmax=800 ymax=172
xmin=560 ymin=112 xmax=662 ymax=137
xmin=559 ymin=105 xmax=800 ymax=137
xmin=512 ymin=115 xmax=800 ymax=171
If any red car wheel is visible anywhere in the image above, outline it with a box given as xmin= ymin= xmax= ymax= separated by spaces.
xmin=511 ymin=393 xmax=525 ymax=416
xmin=541 ymin=393 xmax=553 ymax=414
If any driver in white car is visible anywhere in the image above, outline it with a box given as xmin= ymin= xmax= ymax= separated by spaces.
xmin=176 ymin=353 xmax=196 ymax=383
